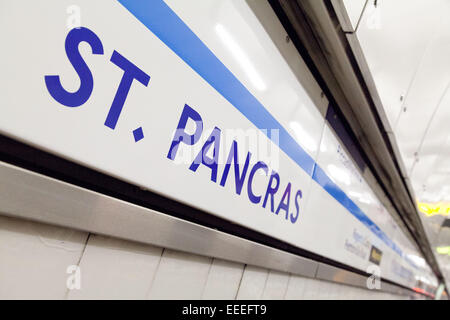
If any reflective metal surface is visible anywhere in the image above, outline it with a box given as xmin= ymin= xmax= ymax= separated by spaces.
xmin=331 ymin=0 xmax=367 ymax=33
xmin=0 ymin=160 xmax=319 ymax=278
xmin=351 ymin=0 xmax=450 ymax=292
xmin=315 ymin=263 xmax=367 ymax=288
xmin=275 ymin=0 xmax=443 ymax=284
xmin=0 ymin=160 xmax=422 ymax=295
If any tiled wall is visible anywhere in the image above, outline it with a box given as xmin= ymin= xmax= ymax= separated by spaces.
xmin=0 ymin=214 xmax=412 ymax=300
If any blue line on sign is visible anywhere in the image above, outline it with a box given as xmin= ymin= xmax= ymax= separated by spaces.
xmin=117 ymin=0 xmax=414 ymax=267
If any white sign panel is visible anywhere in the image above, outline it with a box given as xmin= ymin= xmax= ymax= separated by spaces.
xmin=0 ymin=0 xmax=437 ymax=291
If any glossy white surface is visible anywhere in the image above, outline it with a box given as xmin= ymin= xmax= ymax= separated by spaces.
xmin=147 ymin=249 xmax=212 ymax=299
xmin=261 ymin=270 xmax=290 ymax=300
xmin=0 ymin=0 xmax=435 ymax=290
xmin=342 ymin=0 xmax=367 ymax=30
xmin=235 ymin=265 xmax=269 ymax=300
xmin=67 ymin=235 xmax=162 ymax=300
xmin=0 ymin=0 xmax=324 ymax=264
xmin=0 ymin=216 xmax=416 ymax=299
xmin=201 ymin=259 xmax=244 ymax=300
xmin=354 ymin=0 xmax=450 ymax=290
xmin=0 ymin=215 xmax=88 ymax=299
xmin=357 ymin=0 xmax=447 ymax=131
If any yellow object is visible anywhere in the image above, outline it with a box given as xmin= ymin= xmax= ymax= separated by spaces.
xmin=417 ymin=201 xmax=450 ymax=217
xmin=436 ymin=246 xmax=450 ymax=256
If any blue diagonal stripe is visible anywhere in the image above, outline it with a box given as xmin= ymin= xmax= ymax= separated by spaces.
xmin=117 ymin=0 xmax=414 ymax=268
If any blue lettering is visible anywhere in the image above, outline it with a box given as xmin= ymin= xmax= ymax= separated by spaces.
xmin=189 ymin=127 xmax=221 ymax=183
xmin=167 ymin=104 xmax=203 ymax=160
xmin=220 ymin=141 xmax=251 ymax=195
xmin=276 ymin=182 xmax=291 ymax=219
xmin=262 ymin=170 xmax=280 ymax=212
xmin=105 ymin=50 xmax=150 ymax=129
xmin=45 ymin=27 xmax=104 ymax=107
xmin=291 ymin=189 xmax=302 ymax=223
xmin=247 ymin=161 xmax=268 ymax=204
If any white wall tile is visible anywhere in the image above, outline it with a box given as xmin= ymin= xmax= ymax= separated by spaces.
xmin=284 ymin=275 xmax=308 ymax=299
xmin=202 ymin=259 xmax=244 ymax=300
xmin=261 ymin=270 xmax=290 ymax=300
xmin=342 ymin=0 xmax=367 ymax=30
xmin=316 ymin=280 xmax=334 ymax=300
xmin=327 ymin=282 xmax=343 ymax=300
xmin=301 ymin=277 xmax=320 ymax=299
xmin=236 ymin=265 xmax=269 ymax=300
xmin=340 ymin=284 xmax=358 ymax=300
xmin=67 ymin=234 xmax=163 ymax=300
xmin=147 ymin=249 xmax=212 ymax=300
xmin=0 ymin=215 xmax=88 ymax=299
xmin=0 ymin=215 xmax=416 ymax=300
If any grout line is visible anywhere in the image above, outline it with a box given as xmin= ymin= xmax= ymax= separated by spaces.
xmin=200 ymin=257 xmax=215 ymax=299
xmin=259 ymin=269 xmax=271 ymax=299
xmin=393 ymin=14 xmax=443 ymax=132
xmin=354 ymin=0 xmax=369 ymax=33
xmin=282 ymin=274 xmax=293 ymax=300
xmin=409 ymin=80 xmax=450 ymax=178
xmin=145 ymin=247 xmax=165 ymax=299
xmin=234 ymin=264 xmax=247 ymax=300
xmin=64 ymin=232 xmax=91 ymax=300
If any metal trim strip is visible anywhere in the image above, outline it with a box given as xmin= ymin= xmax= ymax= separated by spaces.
xmin=0 ymin=160 xmax=418 ymax=295
xmin=117 ymin=0 xmax=409 ymax=265
xmin=0 ymin=160 xmax=318 ymax=279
